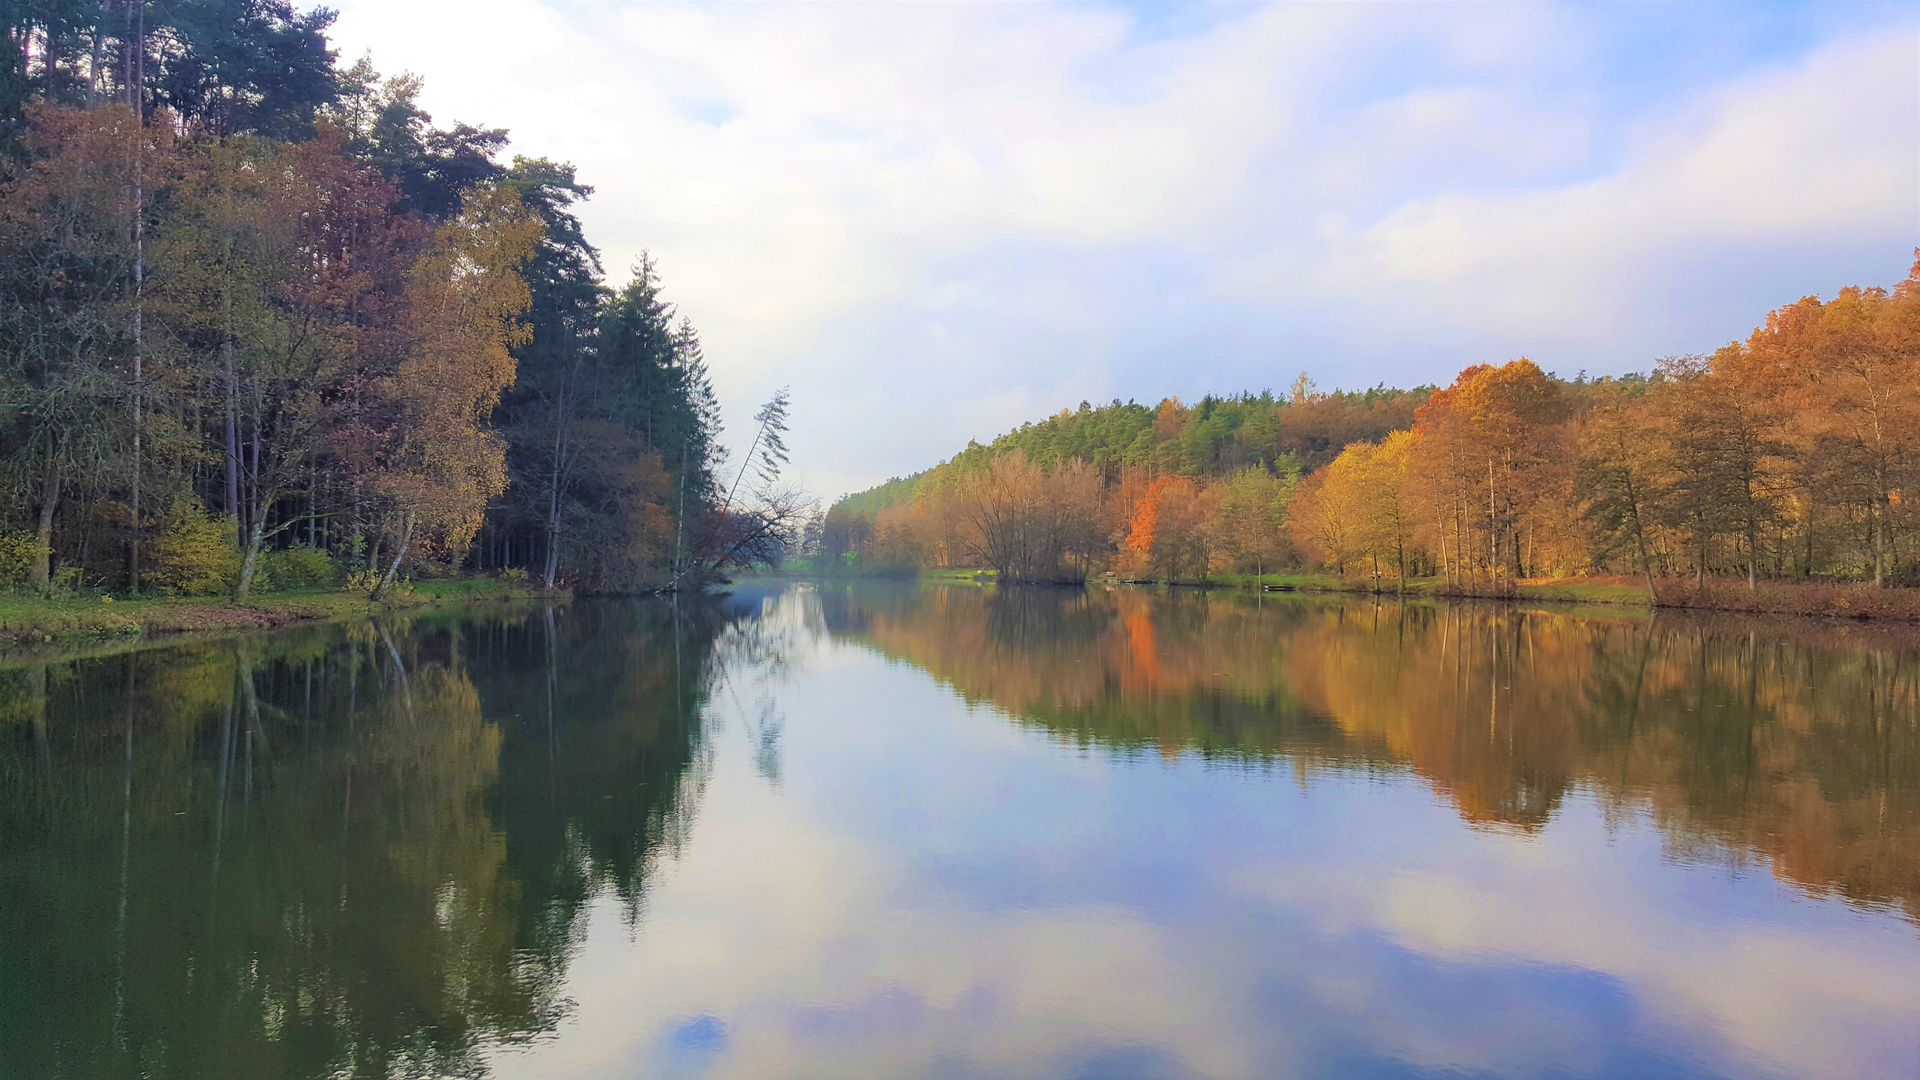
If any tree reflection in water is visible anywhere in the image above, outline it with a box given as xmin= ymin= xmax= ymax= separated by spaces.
xmin=820 ymin=583 xmax=1920 ymax=922
xmin=0 ymin=598 xmax=732 ymax=1080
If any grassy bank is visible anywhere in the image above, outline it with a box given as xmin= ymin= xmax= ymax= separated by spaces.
xmin=0 ymin=577 xmax=564 ymax=648
xmin=919 ymin=567 xmax=997 ymax=584
xmin=756 ymin=563 xmax=1920 ymax=622
xmin=742 ymin=564 xmax=995 ymax=584
xmin=1114 ymin=572 xmax=1920 ymax=621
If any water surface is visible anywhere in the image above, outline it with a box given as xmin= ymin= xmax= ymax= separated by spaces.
xmin=4 ymin=584 xmax=1917 ymax=1079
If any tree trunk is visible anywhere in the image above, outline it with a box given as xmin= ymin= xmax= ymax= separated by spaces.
xmin=545 ymin=383 xmax=568 ymax=590
xmin=1873 ymin=493 xmax=1886 ymax=588
xmin=371 ymin=515 xmax=413 ymax=599
xmin=1629 ymin=497 xmax=1658 ymax=606
xmin=1803 ymin=490 xmax=1814 ymax=577
xmin=671 ymin=436 xmax=689 ymax=589
xmin=543 ymin=449 xmax=562 ymax=590
xmin=29 ymin=459 xmax=60 ymax=589
xmin=224 ymin=338 xmax=239 ymax=520
xmin=235 ymin=515 xmax=265 ymax=601
xmin=129 ymin=74 xmax=144 ymax=593
xmin=1488 ymin=459 xmax=1499 ymax=596
xmin=129 ymin=401 xmax=140 ymax=591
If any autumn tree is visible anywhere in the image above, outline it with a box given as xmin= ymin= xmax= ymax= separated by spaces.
xmin=1287 ymin=458 xmax=1356 ymax=576
xmin=152 ymin=135 xmax=396 ymax=597
xmin=0 ymin=105 xmax=151 ymax=586
xmin=372 ymin=182 xmax=539 ymax=595
xmin=1364 ymin=431 xmax=1418 ymax=584
xmin=1121 ymin=475 xmax=1215 ymax=581
xmin=1211 ymin=465 xmax=1297 ymax=577
xmin=1406 ymin=359 xmax=1566 ymax=593
xmin=1578 ymin=380 xmax=1668 ymax=600
xmin=1765 ymin=270 xmax=1920 ymax=586
xmin=938 ymin=451 xmax=1103 ymax=582
xmin=1652 ymin=352 xmax=1791 ymax=589
xmin=0 ymin=33 xmax=735 ymax=598
xmin=1288 ymin=434 xmax=1419 ymax=583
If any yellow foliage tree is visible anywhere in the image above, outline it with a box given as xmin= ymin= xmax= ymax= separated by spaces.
xmin=374 ymin=184 xmax=541 ymax=594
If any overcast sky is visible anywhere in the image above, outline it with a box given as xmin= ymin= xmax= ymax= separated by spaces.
xmin=326 ymin=1 xmax=1919 ymax=499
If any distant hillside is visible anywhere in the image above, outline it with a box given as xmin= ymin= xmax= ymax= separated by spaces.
xmin=829 ymin=386 xmax=1429 ymax=519
xmin=832 ymin=472 xmax=927 ymax=519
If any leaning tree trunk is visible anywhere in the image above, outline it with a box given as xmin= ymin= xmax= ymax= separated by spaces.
xmin=235 ymin=515 xmax=266 ymax=601
xmin=371 ymin=515 xmax=414 ymax=599
xmin=1631 ymin=509 xmax=1659 ymax=607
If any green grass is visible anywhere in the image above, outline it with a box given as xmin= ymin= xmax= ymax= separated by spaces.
xmin=1106 ymin=571 xmax=1661 ymax=610
xmin=1196 ymin=572 xmax=1362 ymax=593
xmin=919 ymin=567 xmax=997 ymax=583
xmin=1506 ymin=579 xmax=1654 ymax=607
xmin=741 ymin=561 xmax=993 ymax=583
xmin=0 ymin=577 xmax=560 ymax=649
xmin=759 ymin=563 xmax=1911 ymax=621
xmin=1110 ymin=571 xmax=1406 ymax=594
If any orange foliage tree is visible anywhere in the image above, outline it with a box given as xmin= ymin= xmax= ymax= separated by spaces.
xmin=373 ymin=183 xmax=540 ymax=593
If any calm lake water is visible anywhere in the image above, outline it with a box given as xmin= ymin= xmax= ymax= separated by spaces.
xmin=4 ymin=582 xmax=1918 ymax=1080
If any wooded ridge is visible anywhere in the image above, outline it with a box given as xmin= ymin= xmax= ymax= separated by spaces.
xmin=825 ymin=262 xmax=1920 ymax=595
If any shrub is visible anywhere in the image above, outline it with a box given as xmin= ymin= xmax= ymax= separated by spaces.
xmin=257 ymin=545 xmax=337 ymax=591
xmin=147 ymin=508 xmax=240 ymax=596
xmin=498 ymin=567 xmax=528 ymax=583
xmin=0 ymin=531 xmax=47 ymax=587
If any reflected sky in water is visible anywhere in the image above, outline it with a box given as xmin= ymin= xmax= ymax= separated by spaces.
xmin=501 ymin=583 xmax=1919 ymax=1080
xmin=4 ymin=584 xmax=1917 ymax=1079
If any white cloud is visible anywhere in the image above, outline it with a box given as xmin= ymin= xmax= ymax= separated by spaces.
xmin=327 ymin=2 xmax=1918 ymax=495
xmin=1298 ymin=32 xmax=1917 ymax=336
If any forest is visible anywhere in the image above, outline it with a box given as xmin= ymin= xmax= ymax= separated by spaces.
xmin=0 ymin=1 xmax=797 ymax=600
xmin=824 ymin=263 xmax=1920 ymax=595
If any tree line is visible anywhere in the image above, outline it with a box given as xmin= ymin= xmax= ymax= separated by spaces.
xmin=820 ymin=386 xmax=1420 ymax=581
xmin=1 ymin=1 xmax=793 ymax=598
xmin=825 ymin=262 xmax=1920 ymax=589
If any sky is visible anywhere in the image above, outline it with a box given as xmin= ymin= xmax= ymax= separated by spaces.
xmin=325 ymin=1 xmax=1920 ymax=500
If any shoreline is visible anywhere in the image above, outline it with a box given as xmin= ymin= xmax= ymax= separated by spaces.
xmin=1164 ymin=574 xmax=1920 ymax=622
xmin=768 ymin=568 xmax=1920 ymax=623
xmin=0 ymin=578 xmax=569 ymax=652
